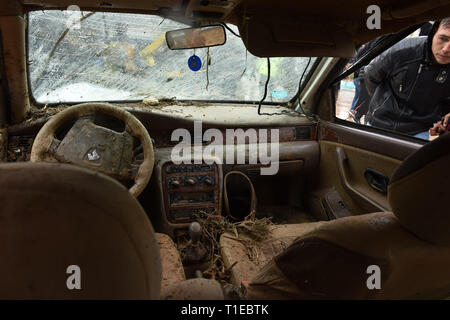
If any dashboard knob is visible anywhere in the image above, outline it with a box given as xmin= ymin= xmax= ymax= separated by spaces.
xmin=171 ymin=180 xmax=180 ymax=188
xmin=186 ymin=178 xmax=196 ymax=185
xmin=204 ymin=177 xmax=213 ymax=185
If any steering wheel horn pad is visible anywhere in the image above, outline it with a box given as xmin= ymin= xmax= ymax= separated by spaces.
xmin=31 ymin=103 xmax=154 ymax=197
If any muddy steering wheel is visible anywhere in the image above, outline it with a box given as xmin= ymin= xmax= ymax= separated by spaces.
xmin=30 ymin=103 xmax=154 ymax=197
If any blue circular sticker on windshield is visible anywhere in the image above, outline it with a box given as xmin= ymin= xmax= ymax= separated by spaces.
xmin=188 ymin=55 xmax=202 ymax=71
xmin=271 ymin=90 xmax=288 ymax=99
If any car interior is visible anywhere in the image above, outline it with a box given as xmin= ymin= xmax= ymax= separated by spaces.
xmin=0 ymin=0 xmax=450 ymax=300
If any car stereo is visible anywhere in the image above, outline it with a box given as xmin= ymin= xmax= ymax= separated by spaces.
xmin=162 ymin=162 xmax=221 ymax=223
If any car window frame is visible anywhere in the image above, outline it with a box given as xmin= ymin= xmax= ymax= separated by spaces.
xmin=329 ymin=23 xmax=431 ymax=144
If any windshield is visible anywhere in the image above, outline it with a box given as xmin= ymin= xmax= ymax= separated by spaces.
xmin=28 ymin=11 xmax=316 ymax=104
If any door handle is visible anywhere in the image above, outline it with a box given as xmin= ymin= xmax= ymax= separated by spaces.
xmin=335 ymin=147 xmax=387 ymax=212
xmin=364 ymin=168 xmax=389 ymax=194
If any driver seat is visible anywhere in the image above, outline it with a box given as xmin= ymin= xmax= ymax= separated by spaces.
xmin=220 ymin=133 xmax=450 ymax=299
xmin=0 ymin=162 xmax=221 ymax=299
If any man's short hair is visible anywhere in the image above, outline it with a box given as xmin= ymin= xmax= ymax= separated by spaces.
xmin=441 ymin=17 xmax=450 ymax=29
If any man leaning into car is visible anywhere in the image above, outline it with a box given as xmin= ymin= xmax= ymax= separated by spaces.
xmin=362 ymin=18 xmax=450 ymax=139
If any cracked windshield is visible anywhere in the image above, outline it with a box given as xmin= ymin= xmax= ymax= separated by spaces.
xmin=29 ymin=11 xmax=315 ymax=104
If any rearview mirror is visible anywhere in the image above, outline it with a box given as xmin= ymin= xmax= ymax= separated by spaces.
xmin=166 ymin=25 xmax=226 ymax=50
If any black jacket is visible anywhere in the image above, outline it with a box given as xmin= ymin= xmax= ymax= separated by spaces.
xmin=363 ymin=24 xmax=450 ymax=135
xmin=352 ymin=36 xmax=385 ymax=78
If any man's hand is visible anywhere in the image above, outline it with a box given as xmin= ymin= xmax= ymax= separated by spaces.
xmin=429 ymin=113 xmax=450 ymax=136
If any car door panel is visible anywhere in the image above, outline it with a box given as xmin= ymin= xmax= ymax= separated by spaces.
xmin=311 ymin=120 xmax=423 ymax=216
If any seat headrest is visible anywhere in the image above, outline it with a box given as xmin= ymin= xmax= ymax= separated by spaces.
xmin=0 ymin=162 xmax=161 ymax=299
xmin=388 ymin=133 xmax=450 ymax=246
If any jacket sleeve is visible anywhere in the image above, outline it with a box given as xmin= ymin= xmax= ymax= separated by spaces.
xmin=362 ymin=37 xmax=423 ymax=96
xmin=362 ymin=46 xmax=395 ymax=96
xmin=441 ymin=97 xmax=450 ymax=116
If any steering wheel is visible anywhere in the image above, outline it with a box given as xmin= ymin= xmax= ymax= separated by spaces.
xmin=30 ymin=103 xmax=154 ymax=197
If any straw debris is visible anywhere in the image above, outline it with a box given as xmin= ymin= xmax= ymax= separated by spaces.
xmin=195 ymin=211 xmax=272 ymax=283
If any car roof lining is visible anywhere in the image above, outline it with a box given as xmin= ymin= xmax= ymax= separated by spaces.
xmin=3 ymin=0 xmax=448 ymax=58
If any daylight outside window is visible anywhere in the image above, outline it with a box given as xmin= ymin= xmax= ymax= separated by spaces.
xmin=28 ymin=11 xmax=315 ymax=104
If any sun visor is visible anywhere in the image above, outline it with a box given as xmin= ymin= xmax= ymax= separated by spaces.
xmin=239 ymin=19 xmax=356 ymax=58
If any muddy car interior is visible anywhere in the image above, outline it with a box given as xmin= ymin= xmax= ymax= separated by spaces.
xmin=0 ymin=0 xmax=450 ymax=300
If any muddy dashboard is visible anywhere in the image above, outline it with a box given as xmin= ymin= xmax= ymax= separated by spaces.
xmin=5 ymin=103 xmax=320 ymax=236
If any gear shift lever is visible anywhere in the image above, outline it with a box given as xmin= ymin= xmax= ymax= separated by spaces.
xmin=189 ymin=222 xmax=202 ymax=245
xmin=184 ymin=222 xmax=207 ymax=266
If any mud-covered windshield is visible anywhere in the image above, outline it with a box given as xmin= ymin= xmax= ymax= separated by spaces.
xmin=28 ymin=11 xmax=316 ymax=104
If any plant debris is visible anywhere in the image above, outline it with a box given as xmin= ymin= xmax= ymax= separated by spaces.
xmin=194 ymin=211 xmax=273 ymax=284
xmin=142 ymin=97 xmax=159 ymax=106
xmin=25 ymin=105 xmax=69 ymax=122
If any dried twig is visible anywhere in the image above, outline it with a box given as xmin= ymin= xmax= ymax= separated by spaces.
xmin=194 ymin=211 xmax=272 ymax=284
xmin=224 ymin=261 xmax=238 ymax=273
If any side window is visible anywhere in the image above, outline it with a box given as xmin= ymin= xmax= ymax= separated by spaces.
xmin=335 ymin=66 xmax=365 ymax=124
xmin=334 ymin=22 xmax=449 ymax=142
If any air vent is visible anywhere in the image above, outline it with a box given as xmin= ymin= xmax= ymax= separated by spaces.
xmin=295 ymin=127 xmax=311 ymax=140
xmin=192 ymin=11 xmax=224 ymax=19
xmin=8 ymin=135 xmax=34 ymax=162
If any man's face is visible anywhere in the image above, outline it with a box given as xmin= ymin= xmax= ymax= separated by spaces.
xmin=432 ymin=24 xmax=450 ymax=64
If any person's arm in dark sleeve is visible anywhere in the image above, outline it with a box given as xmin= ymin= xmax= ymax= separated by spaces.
xmin=441 ymin=97 xmax=450 ymax=115
xmin=362 ymin=46 xmax=395 ymax=96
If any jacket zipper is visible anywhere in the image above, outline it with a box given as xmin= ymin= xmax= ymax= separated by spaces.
xmin=397 ymin=65 xmax=422 ymax=131
xmin=371 ymin=95 xmax=390 ymax=118
xmin=407 ymin=63 xmax=423 ymax=102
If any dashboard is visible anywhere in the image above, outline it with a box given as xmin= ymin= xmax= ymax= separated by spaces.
xmin=5 ymin=105 xmax=320 ymax=238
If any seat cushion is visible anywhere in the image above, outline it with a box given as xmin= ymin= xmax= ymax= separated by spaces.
xmin=220 ymin=222 xmax=326 ymax=286
xmin=247 ymin=212 xmax=450 ymax=299
xmin=161 ymin=279 xmax=224 ymax=300
xmin=155 ymin=233 xmax=186 ymax=298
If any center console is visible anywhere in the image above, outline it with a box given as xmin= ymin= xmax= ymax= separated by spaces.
xmin=152 ymin=156 xmax=223 ymax=237
xmin=163 ymin=162 xmax=220 ymax=223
